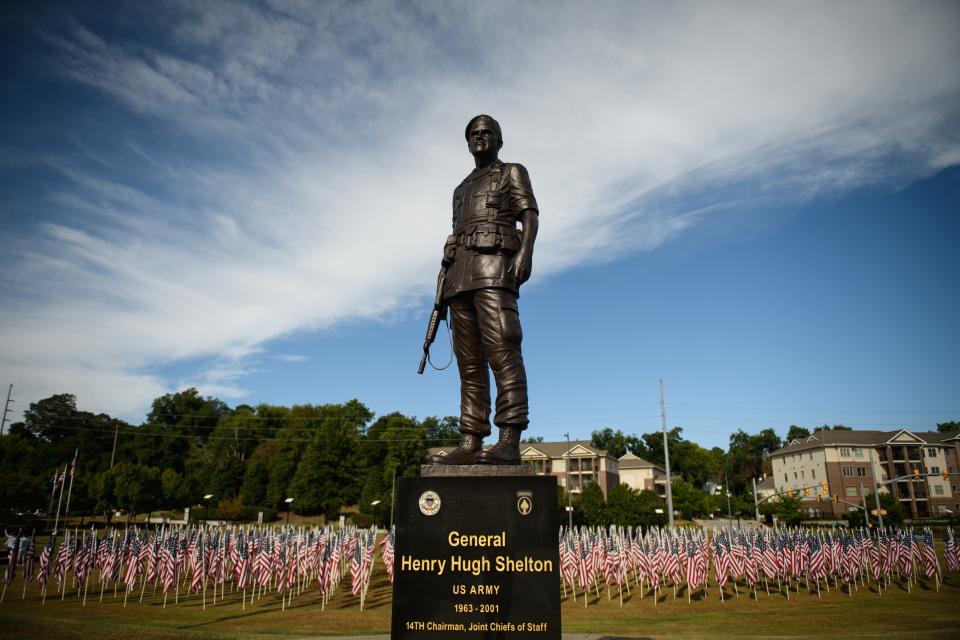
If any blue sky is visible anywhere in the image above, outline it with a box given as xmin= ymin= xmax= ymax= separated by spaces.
xmin=1 ymin=1 xmax=958 ymax=449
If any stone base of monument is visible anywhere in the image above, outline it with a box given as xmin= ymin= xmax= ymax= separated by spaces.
xmin=391 ymin=471 xmax=561 ymax=639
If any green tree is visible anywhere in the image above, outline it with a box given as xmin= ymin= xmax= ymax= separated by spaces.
xmin=93 ymin=463 xmax=162 ymax=515
xmin=725 ymin=428 xmax=782 ymax=495
xmin=239 ymin=457 xmax=270 ymax=506
xmin=358 ymin=412 xmax=428 ymax=516
xmin=136 ymin=388 xmax=230 ymax=474
xmin=814 ymin=424 xmax=852 ymax=432
xmin=161 ymin=469 xmax=188 ymax=508
xmin=670 ymin=478 xmax=717 ymax=519
xmin=760 ymin=493 xmax=803 ymax=525
xmin=636 ymin=490 xmax=667 ymax=528
xmin=591 ymin=428 xmax=646 ymax=459
xmin=578 ymin=482 xmax=605 ymax=526
xmin=423 ymin=416 xmax=460 ymax=447
xmin=864 ymin=491 xmax=904 ymax=526
xmin=288 ymin=400 xmax=371 ymax=517
xmin=785 ymin=425 xmax=810 ymax=442
xmin=937 ymin=421 xmax=960 ymax=433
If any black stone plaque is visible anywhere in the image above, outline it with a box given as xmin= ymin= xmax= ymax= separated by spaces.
xmin=391 ymin=475 xmax=560 ymax=639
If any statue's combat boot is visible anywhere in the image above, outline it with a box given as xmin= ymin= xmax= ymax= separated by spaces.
xmin=475 ymin=426 xmax=521 ymax=464
xmin=427 ymin=433 xmax=482 ymax=465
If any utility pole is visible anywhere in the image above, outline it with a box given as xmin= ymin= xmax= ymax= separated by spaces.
xmin=1 ymin=384 xmax=13 ymax=436
xmin=564 ymin=432 xmax=573 ymax=530
xmin=724 ymin=472 xmax=733 ymax=523
xmin=390 ymin=466 xmax=397 ymax=529
xmin=752 ymin=477 xmax=761 ymax=525
xmin=861 ymin=481 xmax=869 ymax=527
xmin=660 ymin=379 xmax=675 ymax=529
xmin=870 ymin=454 xmax=884 ymax=529
xmin=110 ymin=423 xmax=119 ymax=468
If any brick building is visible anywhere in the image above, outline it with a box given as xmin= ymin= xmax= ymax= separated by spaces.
xmin=769 ymin=428 xmax=959 ymax=519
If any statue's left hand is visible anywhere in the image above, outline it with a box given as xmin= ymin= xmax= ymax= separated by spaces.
xmin=512 ymin=249 xmax=533 ymax=285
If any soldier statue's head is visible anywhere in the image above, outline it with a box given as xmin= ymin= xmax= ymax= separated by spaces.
xmin=465 ymin=114 xmax=502 ymax=166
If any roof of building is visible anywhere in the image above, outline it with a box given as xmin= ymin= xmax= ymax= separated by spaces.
xmin=756 ymin=476 xmax=776 ymax=491
xmin=427 ymin=439 xmax=613 ymax=459
xmin=617 ymin=452 xmax=664 ymax=471
xmin=519 ymin=440 xmax=611 ymax=458
xmin=770 ymin=428 xmax=959 ymax=456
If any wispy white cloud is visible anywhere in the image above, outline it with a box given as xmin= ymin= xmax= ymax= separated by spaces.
xmin=1 ymin=0 xmax=958 ymax=421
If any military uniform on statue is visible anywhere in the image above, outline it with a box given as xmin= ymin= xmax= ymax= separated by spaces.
xmin=427 ymin=115 xmax=539 ymax=466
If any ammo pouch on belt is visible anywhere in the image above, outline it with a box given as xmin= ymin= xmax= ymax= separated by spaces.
xmin=443 ymin=235 xmax=458 ymax=265
xmin=463 ymin=223 xmax=521 ymax=254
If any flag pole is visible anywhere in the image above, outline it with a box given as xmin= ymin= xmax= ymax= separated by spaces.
xmin=52 ymin=464 xmax=67 ymax=535
xmin=65 ymin=449 xmax=78 ymax=518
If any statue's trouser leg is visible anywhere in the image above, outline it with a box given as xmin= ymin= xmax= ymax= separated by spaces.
xmin=449 ymin=293 xmax=491 ymax=437
xmin=450 ymin=288 xmax=528 ymax=434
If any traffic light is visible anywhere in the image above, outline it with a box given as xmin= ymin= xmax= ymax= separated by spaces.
xmin=805 ymin=487 xmax=810 ymax=496
xmin=832 ymin=494 xmax=839 ymax=503
xmin=787 ymin=489 xmax=793 ymax=498
xmin=913 ymin=468 xmax=920 ymax=480
xmin=816 ymin=495 xmax=822 ymax=503
xmin=943 ymin=470 xmax=950 ymax=481
xmin=822 ymin=481 xmax=829 ymax=493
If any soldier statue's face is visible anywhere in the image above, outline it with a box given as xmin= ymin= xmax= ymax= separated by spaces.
xmin=467 ymin=120 xmax=502 ymax=158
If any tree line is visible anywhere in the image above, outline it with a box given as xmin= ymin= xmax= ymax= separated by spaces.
xmin=1 ymin=390 xmax=956 ymax=526
xmin=0 ymin=390 xmax=459 ymax=523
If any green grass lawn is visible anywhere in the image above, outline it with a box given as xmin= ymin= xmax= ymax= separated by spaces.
xmin=1 ymin=566 xmax=958 ymax=638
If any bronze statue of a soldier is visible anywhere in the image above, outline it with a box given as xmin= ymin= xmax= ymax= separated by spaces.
xmin=426 ymin=115 xmax=539 ymax=465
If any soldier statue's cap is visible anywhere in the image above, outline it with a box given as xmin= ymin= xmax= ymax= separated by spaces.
xmin=465 ymin=114 xmax=502 ymax=141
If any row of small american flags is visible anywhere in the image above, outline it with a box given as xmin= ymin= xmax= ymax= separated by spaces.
xmin=558 ymin=525 xmax=960 ymax=605
xmin=1 ymin=523 xmax=393 ymax=611
xmin=4 ymin=523 xmax=956 ymax=609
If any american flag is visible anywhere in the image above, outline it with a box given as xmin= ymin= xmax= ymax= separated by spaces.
xmin=921 ymin=529 xmax=939 ymax=580
xmin=4 ymin=537 xmax=19 ymax=586
xmin=684 ymin=536 xmax=702 ymax=590
xmin=74 ymin=529 xmax=96 ymax=588
xmin=808 ymin=533 xmax=826 ymax=580
xmin=382 ymin=528 xmax=396 ymax=584
xmin=54 ymin=531 xmax=71 ymax=586
xmin=946 ymin=529 xmax=959 ymax=573
xmin=38 ymin=534 xmax=56 ymax=591
xmin=161 ymin=535 xmax=176 ymax=594
xmin=602 ymin=535 xmax=620 ymax=586
xmin=350 ymin=536 xmax=364 ymax=596
xmin=23 ymin=539 xmax=35 ymax=583
xmin=743 ymin=539 xmax=757 ymax=588
xmin=235 ymin=533 xmax=250 ymax=589
xmin=124 ymin=535 xmax=141 ymax=592
xmin=712 ymin=535 xmax=729 ymax=588
xmin=190 ymin=533 xmax=205 ymax=593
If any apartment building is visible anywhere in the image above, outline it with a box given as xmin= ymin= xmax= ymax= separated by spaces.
xmin=519 ymin=440 xmax=619 ymax=498
xmin=427 ymin=440 xmax=621 ymax=498
xmin=769 ymin=428 xmax=959 ymax=519
xmin=617 ymin=452 xmax=667 ymax=496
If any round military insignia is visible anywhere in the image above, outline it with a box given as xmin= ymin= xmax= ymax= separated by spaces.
xmin=418 ymin=490 xmax=441 ymax=516
xmin=517 ymin=491 xmax=533 ymax=516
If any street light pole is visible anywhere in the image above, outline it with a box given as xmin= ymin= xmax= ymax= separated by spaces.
xmin=564 ymin=433 xmax=573 ymax=530
xmin=660 ymin=379 xmax=674 ymax=529
xmin=870 ymin=454 xmax=884 ymax=530
xmin=724 ymin=472 xmax=732 ymax=522
xmin=752 ymin=477 xmax=761 ymax=525
xmin=390 ymin=467 xmax=397 ymax=529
